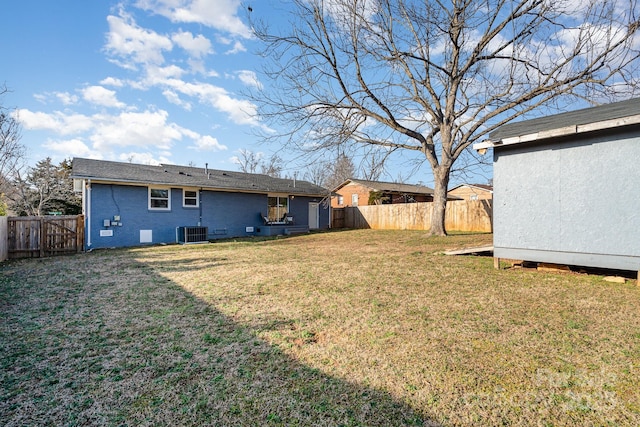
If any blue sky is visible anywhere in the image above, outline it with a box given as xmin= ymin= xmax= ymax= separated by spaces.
xmin=3 ymin=0 xmax=484 ymax=187
xmin=1 ymin=2 xmax=290 ymax=170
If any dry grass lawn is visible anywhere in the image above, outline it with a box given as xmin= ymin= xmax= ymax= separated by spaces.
xmin=1 ymin=230 xmax=640 ymax=426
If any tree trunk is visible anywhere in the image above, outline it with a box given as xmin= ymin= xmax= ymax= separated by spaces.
xmin=429 ymin=167 xmax=451 ymax=236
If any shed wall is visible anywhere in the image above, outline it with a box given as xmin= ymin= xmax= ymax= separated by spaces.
xmin=493 ymin=127 xmax=640 ymax=270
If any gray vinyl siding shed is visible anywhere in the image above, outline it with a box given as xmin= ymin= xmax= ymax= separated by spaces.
xmin=475 ymin=98 xmax=640 ymax=273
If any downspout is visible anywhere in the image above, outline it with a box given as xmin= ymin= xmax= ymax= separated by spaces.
xmin=86 ymin=179 xmax=92 ymax=249
xmin=328 ymin=191 xmax=332 ymax=229
xmin=198 ymin=187 xmax=203 ymax=226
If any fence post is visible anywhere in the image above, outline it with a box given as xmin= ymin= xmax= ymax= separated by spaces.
xmin=0 ymin=216 xmax=7 ymax=261
xmin=77 ymin=215 xmax=85 ymax=253
xmin=39 ymin=217 xmax=45 ymax=258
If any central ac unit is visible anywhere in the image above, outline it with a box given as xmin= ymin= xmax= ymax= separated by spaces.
xmin=176 ymin=226 xmax=208 ymax=244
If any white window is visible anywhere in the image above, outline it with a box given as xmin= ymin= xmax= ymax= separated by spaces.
xmin=337 ymin=195 xmax=344 ymax=205
xmin=352 ymin=193 xmax=359 ymax=206
xmin=267 ymin=195 xmax=289 ymax=222
xmin=183 ymin=189 xmax=199 ymax=207
xmin=149 ymin=187 xmax=171 ymax=210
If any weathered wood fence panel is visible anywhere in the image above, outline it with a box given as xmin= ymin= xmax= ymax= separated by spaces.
xmin=332 ymin=207 xmax=345 ymax=229
xmin=7 ymin=215 xmax=84 ymax=259
xmin=333 ymin=200 xmax=492 ymax=232
xmin=0 ymin=216 xmax=7 ymax=261
xmin=444 ymin=200 xmax=493 ymax=232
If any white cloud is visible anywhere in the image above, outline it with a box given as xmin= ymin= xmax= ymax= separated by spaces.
xmin=105 ymin=11 xmax=173 ymax=67
xmin=162 ymin=89 xmax=192 ymax=110
xmin=33 ymin=94 xmax=47 ymax=104
xmin=217 ymin=34 xmax=246 ymax=54
xmin=171 ymin=30 xmax=212 ymax=57
xmin=90 ymin=110 xmax=183 ymax=150
xmin=43 ymin=138 xmax=94 ymax=158
xmin=134 ymin=0 xmax=253 ymax=38
xmin=100 ymin=77 xmax=126 ymax=87
xmin=215 ymin=94 xmax=259 ymax=126
xmin=55 ymin=92 xmax=79 ymax=105
xmin=142 ymin=64 xmax=186 ymax=86
xmin=187 ymin=58 xmax=206 ymax=75
xmin=17 ymin=109 xmax=94 ymax=135
xmin=17 ymin=108 xmax=206 ymax=154
xmin=225 ymin=41 xmax=246 ymax=54
xmin=189 ymin=134 xmax=227 ymax=151
xmin=82 ymin=86 xmax=126 ymax=108
xmin=236 ymin=70 xmax=262 ymax=89
xmin=32 ymin=91 xmax=78 ymax=105
xmin=117 ymin=151 xmax=171 ymax=165
xmin=162 ymin=78 xmax=261 ymax=126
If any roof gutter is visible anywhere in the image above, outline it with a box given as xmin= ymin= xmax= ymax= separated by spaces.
xmin=69 ymin=175 xmax=327 ymax=198
xmin=474 ymin=113 xmax=640 ymax=152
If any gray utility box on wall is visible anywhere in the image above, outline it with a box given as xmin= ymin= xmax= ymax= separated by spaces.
xmin=176 ymin=226 xmax=208 ymax=244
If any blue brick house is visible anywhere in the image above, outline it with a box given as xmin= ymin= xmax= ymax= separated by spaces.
xmin=71 ymin=158 xmax=330 ymax=249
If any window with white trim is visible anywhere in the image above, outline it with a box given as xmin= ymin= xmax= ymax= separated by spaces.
xmin=183 ymin=189 xmax=199 ymax=207
xmin=149 ymin=187 xmax=171 ymax=210
xmin=351 ymin=193 xmax=359 ymax=206
xmin=267 ymin=195 xmax=289 ymax=222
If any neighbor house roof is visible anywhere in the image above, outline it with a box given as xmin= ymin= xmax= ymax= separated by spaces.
xmin=333 ymin=178 xmax=435 ymax=195
xmin=474 ymin=97 xmax=640 ymax=150
xmin=449 ymin=183 xmax=493 ymax=192
xmin=71 ymin=158 xmax=328 ymax=197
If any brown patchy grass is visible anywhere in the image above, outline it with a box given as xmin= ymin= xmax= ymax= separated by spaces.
xmin=1 ymin=230 xmax=639 ymax=426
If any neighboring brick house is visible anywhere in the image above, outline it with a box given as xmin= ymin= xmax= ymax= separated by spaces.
xmin=331 ymin=179 xmax=455 ymax=207
xmin=447 ymin=184 xmax=493 ymax=201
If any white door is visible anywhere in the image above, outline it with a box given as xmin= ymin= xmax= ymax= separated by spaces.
xmin=308 ymin=202 xmax=320 ymax=229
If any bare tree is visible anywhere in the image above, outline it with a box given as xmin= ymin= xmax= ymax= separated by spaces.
xmin=304 ymin=159 xmax=330 ymax=187
xmin=234 ymin=148 xmax=261 ymax=174
xmin=359 ymin=149 xmax=388 ymax=181
xmin=250 ymin=0 xmax=640 ymax=235
xmin=325 ymin=153 xmax=356 ymax=190
xmin=302 ymin=149 xmax=386 ymax=187
xmin=0 ymin=85 xmax=25 ymax=192
xmin=235 ymin=149 xmax=287 ymax=177
xmin=260 ymin=154 xmax=284 ymax=177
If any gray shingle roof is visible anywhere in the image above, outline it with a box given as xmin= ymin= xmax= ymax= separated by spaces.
xmin=71 ymin=158 xmax=328 ymax=196
xmin=335 ymin=178 xmax=435 ymax=195
xmin=489 ymin=97 xmax=640 ymax=142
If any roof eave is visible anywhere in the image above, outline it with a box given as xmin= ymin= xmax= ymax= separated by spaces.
xmin=70 ymin=175 xmax=327 ymax=197
xmin=474 ymin=113 xmax=640 ymax=152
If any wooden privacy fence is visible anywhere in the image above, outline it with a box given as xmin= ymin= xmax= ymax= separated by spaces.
xmin=3 ymin=215 xmax=85 ymax=260
xmin=332 ymin=200 xmax=493 ymax=232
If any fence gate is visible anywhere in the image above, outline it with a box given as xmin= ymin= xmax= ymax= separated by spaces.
xmin=331 ymin=208 xmax=345 ymax=229
xmin=7 ymin=215 xmax=85 ymax=259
